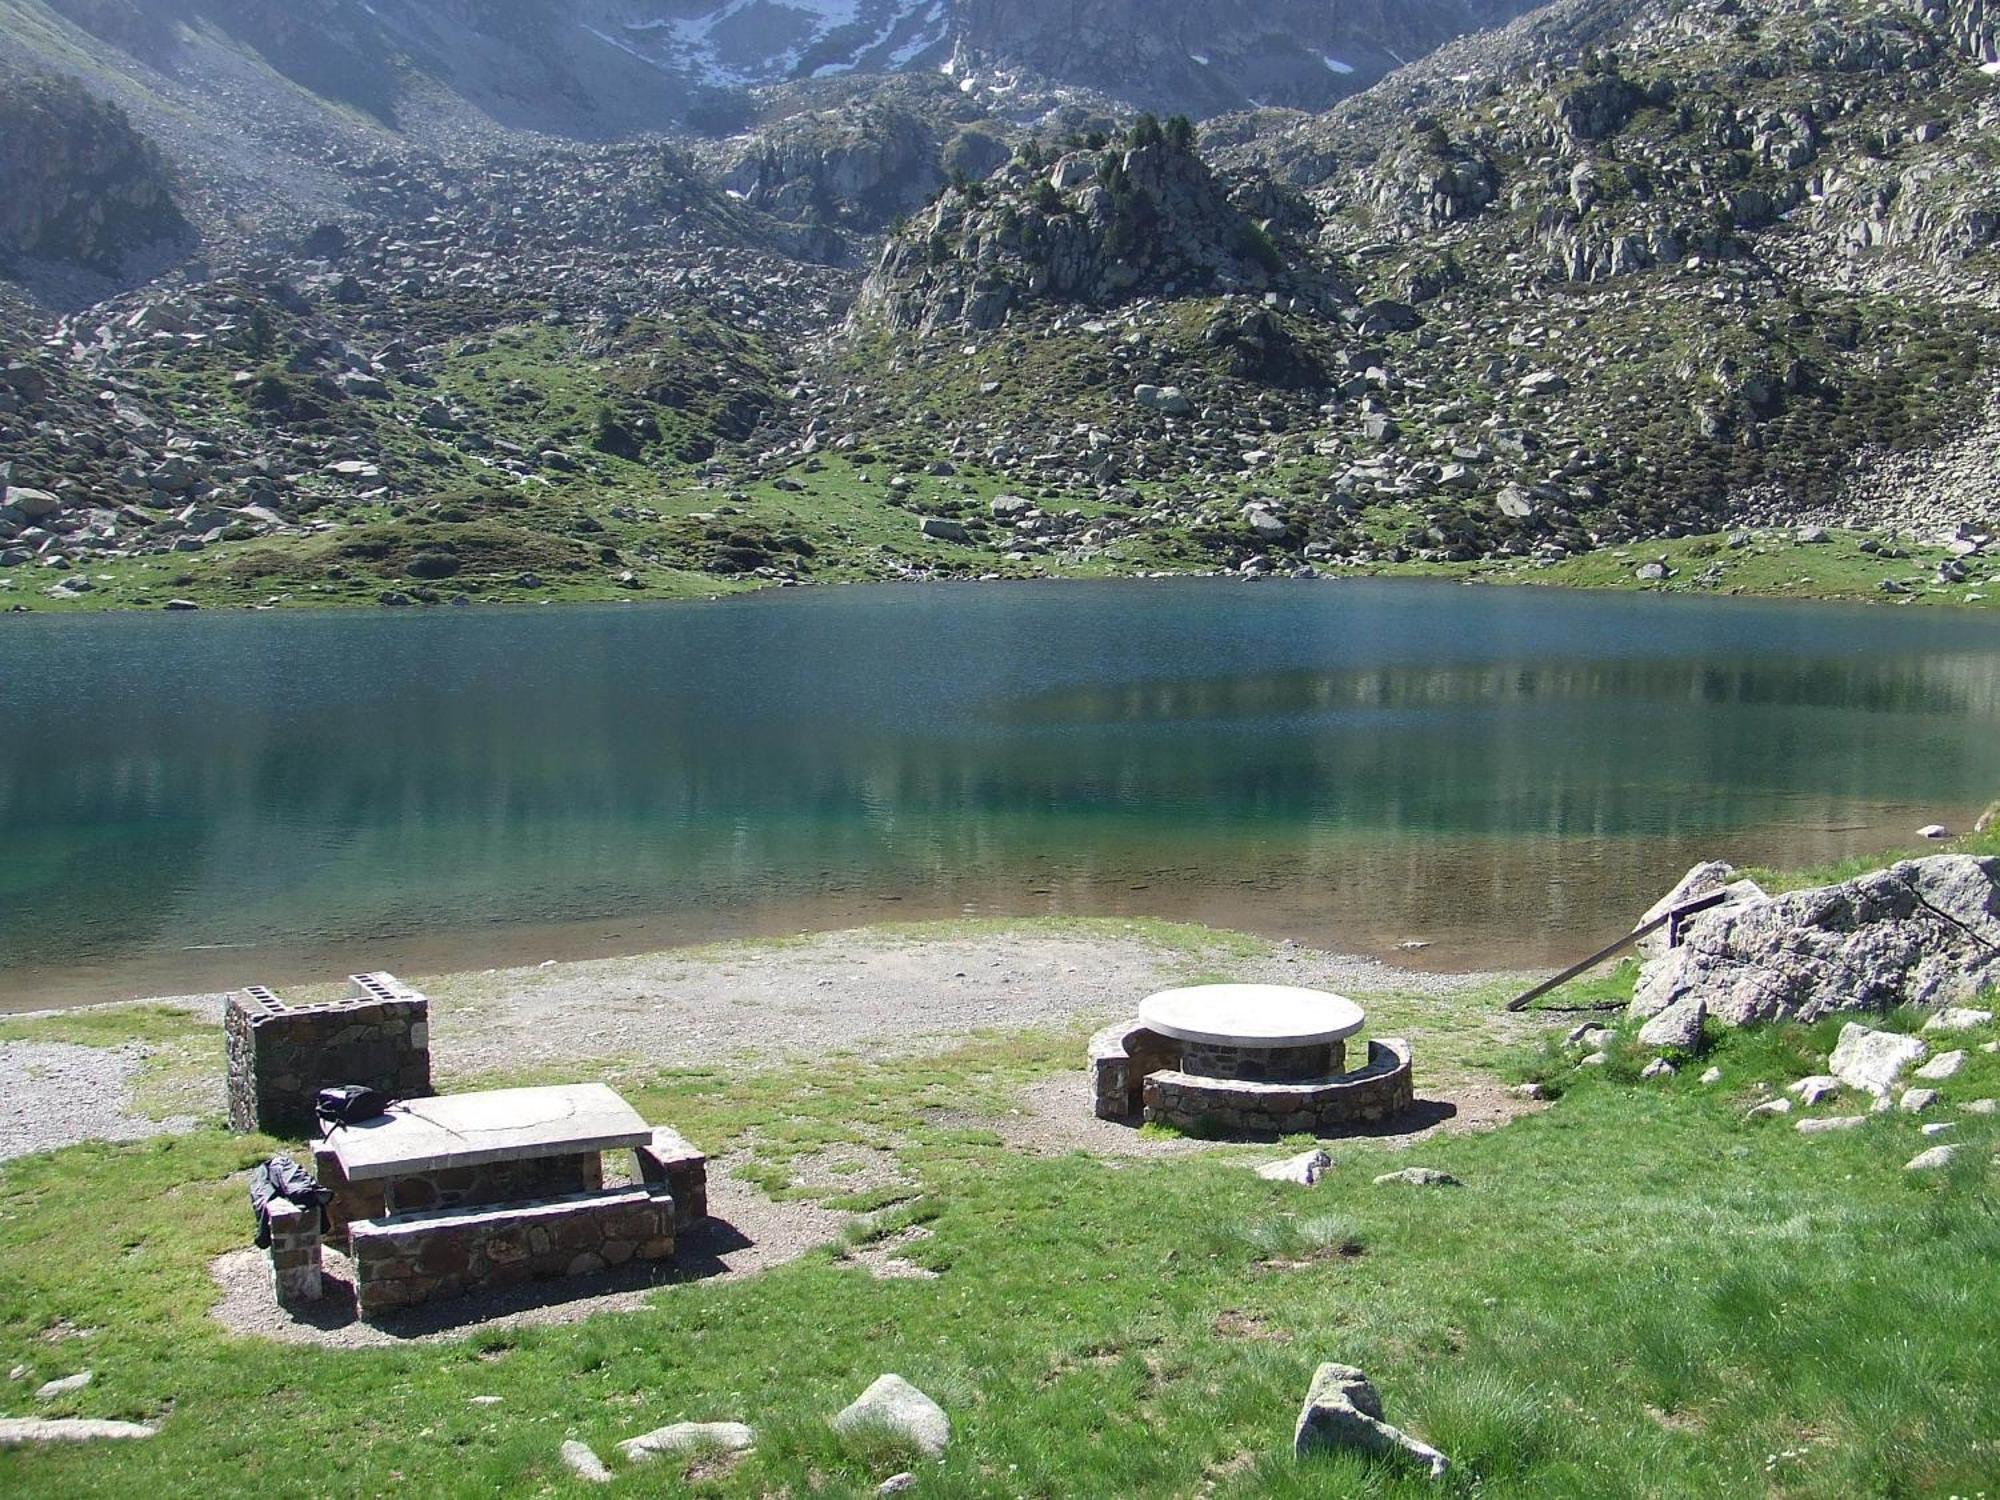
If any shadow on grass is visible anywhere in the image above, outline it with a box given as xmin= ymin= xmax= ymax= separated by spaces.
xmin=238 ymin=1214 xmax=765 ymax=1342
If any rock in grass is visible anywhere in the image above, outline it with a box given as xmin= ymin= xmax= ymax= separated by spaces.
xmin=34 ymin=1371 xmax=91 ymax=1401
xmin=1921 ymin=1122 xmax=1956 ymax=1137
xmin=1257 ymin=1149 xmax=1331 ymax=1185
xmin=619 ymin=1421 xmax=755 ymax=1464
xmin=1637 ymin=996 xmax=1705 ymax=1051
xmin=1509 ymin=1081 xmax=1547 ymax=1100
xmin=1632 ymin=857 xmax=2000 ymax=1026
xmin=1905 ymin=1144 xmax=1958 ymax=1171
xmin=1698 ymin=1067 xmax=1723 ymax=1085
xmin=1745 ymin=1098 xmax=1791 ymax=1118
xmin=1564 ymin=1022 xmax=1611 ymax=1048
xmin=1640 ymin=1058 xmax=1676 ymax=1080
xmin=559 ymin=1439 xmax=612 ymax=1483
xmin=1925 ymin=1008 xmax=1992 ymax=1033
xmin=832 ymin=1375 xmax=950 ymax=1458
xmin=1796 ymin=1115 xmax=1867 ymax=1135
xmin=1913 ymin=1050 xmax=1966 ymax=1081
xmin=1293 ymin=1362 xmax=1449 ymax=1480
xmin=879 ymin=1474 xmax=918 ymax=1495
xmin=1899 ymin=1088 xmax=1939 ymax=1113
xmin=1372 ymin=1167 xmax=1460 ymax=1188
xmin=1788 ymin=1075 xmax=1841 ymax=1105
xmin=1829 ymin=1025 xmax=1927 ymax=1098
xmin=1962 ymin=1098 xmax=1998 ymax=1115
xmin=0 ymin=1418 xmax=154 ymax=1445
xmin=1578 ymin=1051 xmax=1609 ymax=1068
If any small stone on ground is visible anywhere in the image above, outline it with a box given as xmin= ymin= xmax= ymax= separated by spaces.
xmin=0 ymin=1418 xmax=155 ymax=1446
xmin=1913 ymin=1050 xmax=1966 ymax=1081
xmin=620 ymin=1421 xmax=755 ymax=1463
xmin=1293 ymin=1362 xmax=1449 ymax=1480
xmin=832 ymin=1375 xmax=950 ymax=1457
xmin=1905 ymin=1144 xmax=1958 ymax=1171
xmin=560 ymin=1439 xmax=612 ymax=1483
xmin=1796 ymin=1115 xmax=1867 ymax=1135
xmin=1373 ymin=1167 xmax=1460 ymax=1188
xmin=34 ymin=1371 xmax=91 ymax=1401
xmin=1828 ymin=1024 xmax=1927 ymax=1097
xmin=1257 ymin=1148 xmax=1332 ymax=1185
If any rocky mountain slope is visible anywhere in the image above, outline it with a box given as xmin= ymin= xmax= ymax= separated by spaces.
xmin=1 ymin=0 xmax=1997 ymax=612
xmin=0 ymin=66 xmax=189 ymax=280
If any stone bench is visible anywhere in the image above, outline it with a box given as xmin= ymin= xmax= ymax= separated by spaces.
xmin=349 ymin=1185 xmax=676 ymax=1318
xmin=1142 ymin=1038 xmax=1415 ymax=1135
xmin=1088 ymin=1021 xmax=1184 ymax=1120
xmin=634 ymin=1126 xmax=708 ymax=1228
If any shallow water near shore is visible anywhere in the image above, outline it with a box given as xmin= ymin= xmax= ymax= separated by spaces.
xmin=4 ymin=576 xmax=2000 ymax=1009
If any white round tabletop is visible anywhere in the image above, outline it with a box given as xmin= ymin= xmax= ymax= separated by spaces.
xmin=1138 ymin=983 xmax=1364 ymax=1048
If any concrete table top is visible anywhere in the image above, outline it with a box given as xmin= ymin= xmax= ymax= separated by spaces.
xmin=1138 ymin=983 xmax=1364 ymax=1049
xmin=325 ymin=1083 xmax=650 ymax=1181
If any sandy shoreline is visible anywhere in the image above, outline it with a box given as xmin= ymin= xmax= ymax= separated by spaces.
xmin=1 ymin=920 xmax=1523 ymax=1163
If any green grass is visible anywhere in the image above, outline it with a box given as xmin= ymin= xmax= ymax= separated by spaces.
xmin=0 ymin=1003 xmax=209 ymax=1048
xmin=4 ymin=969 xmax=1998 ymax=1496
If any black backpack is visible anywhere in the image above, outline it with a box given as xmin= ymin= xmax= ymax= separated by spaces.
xmin=315 ymin=1084 xmax=390 ymax=1128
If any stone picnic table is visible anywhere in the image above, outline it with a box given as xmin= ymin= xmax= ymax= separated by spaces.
xmin=1092 ymin=981 xmax=1414 ymax=1134
xmin=324 ymin=1082 xmax=651 ymax=1186
xmin=305 ymin=1082 xmax=704 ymax=1319
xmin=1138 ymin=983 xmax=1366 ymax=1081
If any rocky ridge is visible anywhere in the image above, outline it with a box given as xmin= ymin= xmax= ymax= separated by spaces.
xmin=1 ymin=0 xmax=1998 ymax=607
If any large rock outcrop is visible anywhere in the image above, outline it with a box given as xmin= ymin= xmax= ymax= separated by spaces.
xmin=855 ymin=125 xmax=1341 ymax=332
xmin=0 ymin=70 xmax=188 ymax=276
xmin=1631 ymin=855 xmax=2000 ymax=1026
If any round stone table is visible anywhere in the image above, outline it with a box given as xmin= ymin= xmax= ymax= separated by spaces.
xmin=1138 ymin=983 xmax=1364 ymax=1083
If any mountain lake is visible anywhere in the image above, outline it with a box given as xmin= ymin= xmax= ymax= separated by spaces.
xmin=5 ymin=576 xmax=2000 ymax=1008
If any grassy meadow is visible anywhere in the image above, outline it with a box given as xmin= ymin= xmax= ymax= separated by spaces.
xmin=3 ymin=917 xmax=1998 ymax=1497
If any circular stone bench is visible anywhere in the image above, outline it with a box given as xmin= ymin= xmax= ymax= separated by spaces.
xmin=1142 ymin=1038 xmax=1415 ymax=1135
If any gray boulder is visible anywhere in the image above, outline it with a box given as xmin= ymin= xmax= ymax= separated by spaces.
xmin=35 ymin=1371 xmax=91 ymax=1401
xmin=1372 ymin=1167 xmax=1460 ymax=1188
xmin=1787 ymin=1075 xmax=1841 ymax=1105
xmin=1257 ymin=1148 xmax=1331 ymax=1185
xmin=1293 ymin=1363 xmax=1449 ymax=1480
xmin=3 ymin=486 xmax=60 ymax=519
xmin=1631 ymin=856 xmax=2000 ymax=1026
xmin=918 ymin=517 xmax=969 ymax=543
xmin=1905 ymin=1144 xmax=1958 ymax=1171
xmin=619 ymin=1421 xmax=755 ymax=1463
xmin=1636 ymin=996 xmax=1705 ymax=1052
xmin=559 ymin=1439 xmax=612 ymax=1483
xmin=0 ymin=1418 xmax=155 ymax=1445
xmin=1635 ymin=861 xmax=1765 ymax=959
xmin=1133 ymin=384 xmax=1192 ymax=416
xmin=1828 ymin=1024 xmax=1928 ymax=1098
xmin=1925 ymin=1008 xmax=1993 ymax=1033
xmin=832 ymin=1375 xmax=950 ymax=1457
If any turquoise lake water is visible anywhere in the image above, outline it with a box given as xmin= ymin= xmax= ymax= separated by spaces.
xmin=5 ymin=578 xmax=2000 ymax=1006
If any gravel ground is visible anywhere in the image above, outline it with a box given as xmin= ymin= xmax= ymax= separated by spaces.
xmin=407 ymin=929 xmax=1498 ymax=1083
xmin=207 ymin=1170 xmax=861 ymax=1348
xmin=8 ymin=927 xmax=1514 ymax=1164
xmin=0 ymin=1041 xmax=202 ymax=1162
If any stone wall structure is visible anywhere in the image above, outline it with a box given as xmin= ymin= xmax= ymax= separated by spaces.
xmin=349 ymin=1186 xmax=675 ymax=1317
xmin=225 ymin=972 xmax=432 ymax=1136
xmin=1142 ymin=1039 xmax=1415 ymax=1134
xmin=264 ymin=1199 xmax=323 ymax=1305
xmin=635 ymin=1126 xmax=709 ymax=1228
